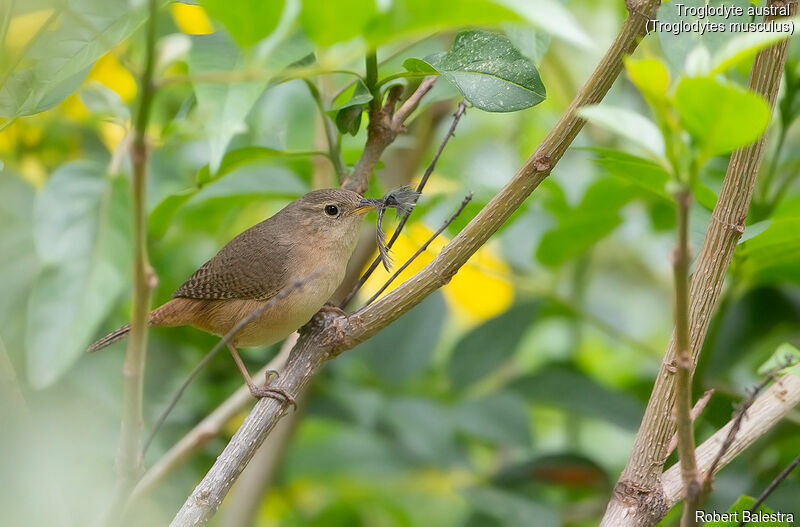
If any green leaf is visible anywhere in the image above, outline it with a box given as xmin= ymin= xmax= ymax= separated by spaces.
xmin=189 ymin=33 xmax=270 ymax=175
xmin=335 ymin=105 xmax=364 ymax=136
xmin=536 ymin=178 xmax=637 ymax=267
xmin=737 ymin=218 xmax=800 ymax=285
xmin=705 ymin=495 xmax=791 ymax=526
xmin=492 ymin=0 xmax=592 ymax=49
xmin=577 ymin=105 xmax=666 ymax=160
xmin=757 ymin=343 xmax=800 ymax=377
xmin=299 ymin=0 xmax=377 ymax=46
xmin=330 ymin=79 xmax=373 ymax=111
xmin=674 ymin=77 xmax=771 ymax=160
xmin=448 ymin=302 xmax=537 ymax=386
xmin=422 ymin=30 xmax=546 ymax=112
xmin=79 ymin=81 xmax=130 ymax=121
xmin=462 ymin=487 xmax=558 ymax=527
xmin=381 ymin=397 xmax=456 ymax=463
xmin=148 ymin=188 xmax=198 ymax=239
xmin=711 ymin=17 xmax=800 ymax=74
xmin=199 ymin=0 xmax=284 ymax=48
xmin=582 ymin=148 xmax=671 ymax=200
xmin=453 ymin=391 xmax=531 ymax=447
xmin=0 ymin=0 xmax=146 ymax=118
xmin=624 ymin=57 xmax=670 ymax=103
xmin=354 ymin=292 xmax=446 ymax=384
xmin=197 ymin=146 xmax=296 ymax=186
xmin=509 ymin=365 xmax=644 ymax=430
xmin=402 ymin=57 xmax=438 ymax=73
xmin=689 ymin=177 xmax=718 ymax=211
xmin=26 ymin=162 xmax=131 ymax=387
xmin=329 ymin=79 xmax=372 ymax=136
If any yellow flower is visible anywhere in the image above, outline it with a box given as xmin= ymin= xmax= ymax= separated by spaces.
xmin=171 ymin=3 xmax=214 ymax=35
xmin=361 ymin=221 xmax=514 ymax=324
xmin=89 ymin=53 xmax=137 ymax=102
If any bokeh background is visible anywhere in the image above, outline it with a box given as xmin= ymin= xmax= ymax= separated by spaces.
xmin=1 ymin=0 xmax=799 ymax=525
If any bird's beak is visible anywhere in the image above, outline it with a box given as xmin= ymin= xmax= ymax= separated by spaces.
xmin=348 ymin=198 xmax=381 ymax=216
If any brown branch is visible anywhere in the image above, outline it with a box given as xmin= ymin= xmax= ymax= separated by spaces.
xmin=602 ymin=3 xmax=796 ymax=523
xmin=672 ymin=189 xmax=700 ymax=527
xmin=363 ymin=193 xmax=473 ymax=306
xmin=341 ymin=99 xmax=469 ymax=307
xmin=342 ymin=77 xmax=437 ymax=194
xmin=661 ymin=374 xmax=800 ymax=506
xmin=741 ymin=452 xmax=800 ymax=525
xmin=169 ymin=2 xmax=660 ymax=525
xmin=667 ymin=389 xmax=714 ymax=456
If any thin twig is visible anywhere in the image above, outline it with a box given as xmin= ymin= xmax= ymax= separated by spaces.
xmin=672 ymin=188 xmax=700 ymax=527
xmin=740 ymin=452 xmax=800 ymax=525
xmin=142 ymin=276 xmax=315 ymax=456
xmin=361 ymin=193 xmax=473 ymax=307
xmin=304 ymin=79 xmax=348 ymax=180
xmin=667 ymin=389 xmax=715 ymax=456
xmin=340 ymin=99 xmax=468 ymax=306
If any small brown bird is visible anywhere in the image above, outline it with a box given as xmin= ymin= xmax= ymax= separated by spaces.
xmin=88 ymin=188 xmax=380 ymax=401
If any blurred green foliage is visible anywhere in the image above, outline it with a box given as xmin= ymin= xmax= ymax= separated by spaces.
xmin=1 ymin=0 xmax=799 ymax=526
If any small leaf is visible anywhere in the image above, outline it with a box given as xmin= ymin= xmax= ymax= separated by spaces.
xmin=402 ymin=57 xmax=438 ymax=73
xmin=674 ymin=77 xmax=771 ymax=160
xmin=624 ymin=57 xmax=670 ymax=102
xmin=577 ymin=104 xmax=666 ymax=160
xmin=757 ymin=343 xmax=800 ymax=377
xmin=422 ymin=30 xmax=546 ymax=112
xmin=330 ymin=79 xmax=373 ymax=111
xmin=335 ymin=106 xmax=363 ymax=136
xmin=448 ymin=302 xmax=537 ymax=386
xmin=199 ymin=0 xmax=284 ymax=48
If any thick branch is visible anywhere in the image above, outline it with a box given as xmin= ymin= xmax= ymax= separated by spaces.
xmin=661 ymin=374 xmax=800 ymax=506
xmin=601 ymin=2 xmax=795 ymax=525
xmin=170 ymin=2 xmax=660 ymax=525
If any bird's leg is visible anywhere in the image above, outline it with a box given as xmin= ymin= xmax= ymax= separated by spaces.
xmin=318 ymin=300 xmax=346 ymax=317
xmin=226 ymin=342 xmax=296 ymax=409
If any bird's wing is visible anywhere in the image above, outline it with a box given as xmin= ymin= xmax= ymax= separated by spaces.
xmin=172 ymin=222 xmax=290 ymax=301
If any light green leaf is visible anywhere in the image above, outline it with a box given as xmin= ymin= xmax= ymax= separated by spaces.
xmin=737 ymin=218 xmax=800 ymax=285
xmin=624 ymin=57 xmax=670 ymax=102
xmin=189 ymin=33 xmax=270 ymax=175
xmin=299 ymin=0 xmax=376 ymax=46
xmin=757 ymin=343 xmax=800 ymax=377
xmin=149 ymin=188 xmax=197 ymax=239
xmin=674 ymin=77 xmax=771 ymax=160
xmin=577 ymin=105 xmax=666 ymax=160
xmin=402 ymin=57 xmax=438 ymax=74
xmin=422 ymin=30 xmax=546 ymax=112
xmin=26 ymin=162 xmax=131 ymax=388
xmin=79 ymin=81 xmax=130 ymax=121
xmin=492 ymin=0 xmax=592 ymax=49
xmin=0 ymin=0 xmax=146 ymax=118
xmin=200 ymin=0 xmax=284 ymax=48
xmin=711 ymin=16 xmax=800 ymax=74
xmin=582 ymin=148 xmax=671 ymax=200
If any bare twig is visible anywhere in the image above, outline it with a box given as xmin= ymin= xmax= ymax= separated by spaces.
xmin=662 ymin=374 xmax=800 ymax=506
xmin=362 ymin=193 xmax=473 ymax=306
xmin=112 ymin=0 xmax=159 ymax=516
xmin=341 ymin=99 xmax=468 ymax=307
xmin=342 ymin=77 xmax=437 ymax=194
xmin=602 ymin=2 xmax=795 ymax=524
xmin=672 ymin=188 xmax=700 ymax=527
xmin=169 ymin=3 xmax=660 ymax=524
xmin=667 ymin=389 xmax=714 ymax=456
xmin=740 ymin=452 xmax=800 ymax=525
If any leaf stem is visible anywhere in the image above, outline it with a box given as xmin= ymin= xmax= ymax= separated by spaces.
xmin=304 ymin=79 xmax=348 ymax=180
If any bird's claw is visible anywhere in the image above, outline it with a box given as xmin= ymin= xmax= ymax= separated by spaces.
xmin=249 ymin=373 xmax=297 ymax=410
xmin=319 ymin=302 xmax=346 ymax=317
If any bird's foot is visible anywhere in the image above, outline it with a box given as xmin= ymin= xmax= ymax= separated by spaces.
xmin=319 ymin=301 xmax=346 ymax=317
xmin=249 ymin=371 xmax=296 ymax=410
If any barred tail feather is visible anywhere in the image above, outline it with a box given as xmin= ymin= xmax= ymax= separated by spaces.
xmin=87 ymin=324 xmax=131 ymax=352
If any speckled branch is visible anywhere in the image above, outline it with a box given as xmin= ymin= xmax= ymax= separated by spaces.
xmin=170 ymin=2 xmax=661 ymax=525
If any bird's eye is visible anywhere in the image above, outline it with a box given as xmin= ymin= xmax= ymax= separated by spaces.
xmin=324 ymin=204 xmax=339 ymax=216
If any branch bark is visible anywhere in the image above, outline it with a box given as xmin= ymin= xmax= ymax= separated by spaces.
xmin=170 ymin=3 xmax=660 ymax=525
xmin=661 ymin=374 xmax=800 ymax=506
xmin=601 ymin=2 xmax=796 ymax=525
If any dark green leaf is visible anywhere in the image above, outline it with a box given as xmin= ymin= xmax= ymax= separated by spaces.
xmin=422 ymin=30 xmax=546 ymax=112
xmin=27 ymin=162 xmax=132 ymax=387
xmin=381 ymin=397 xmax=456 ymax=463
xmin=335 ymin=105 xmax=364 ymax=136
xmin=509 ymin=364 xmax=644 ymax=430
xmin=448 ymin=302 xmax=538 ymax=386
xmin=582 ymin=148 xmax=671 ymax=200
xmin=736 ymin=218 xmax=800 ymax=285
xmin=453 ymin=391 xmax=531 ymax=447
